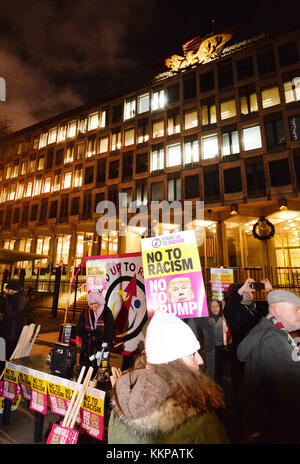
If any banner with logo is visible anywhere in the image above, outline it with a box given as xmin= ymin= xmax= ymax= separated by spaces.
xmin=84 ymin=252 xmax=147 ymax=352
xmin=141 ymin=231 xmax=208 ymax=319
xmin=210 ymin=268 xmax=234 ymax=300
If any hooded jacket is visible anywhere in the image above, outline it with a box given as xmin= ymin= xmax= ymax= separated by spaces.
xmin=108 ymin=368 xmax=229 ymax=444
xmin=237 ymin=317 xmax=300 ymax=443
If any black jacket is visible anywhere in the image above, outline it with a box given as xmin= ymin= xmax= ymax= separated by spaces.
xmin=0 ymin=290 xmax=27 ymax=343
xmin=76 ymin=306 xmax=114 ymax=364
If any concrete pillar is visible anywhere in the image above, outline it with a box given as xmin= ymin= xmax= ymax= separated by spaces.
xmin=217 ymin=221 xmax=228 ymax=267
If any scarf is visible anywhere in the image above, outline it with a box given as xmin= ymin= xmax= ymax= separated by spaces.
xmin=266 ymin=314 xmax=300 ymax=359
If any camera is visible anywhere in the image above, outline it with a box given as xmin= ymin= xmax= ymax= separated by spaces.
xmin=250 ymin=282 xmax=265 ymax=291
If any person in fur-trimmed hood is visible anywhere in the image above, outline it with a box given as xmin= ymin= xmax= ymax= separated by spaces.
xmin=108 ymin=311 xmax=229 ymax=444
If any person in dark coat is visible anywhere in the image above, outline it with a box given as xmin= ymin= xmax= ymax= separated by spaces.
xmin=0 ymin=279 xmax=27 ymax=360
xmin=76 ymin=291 xmax=114 ymax=372
xmin=237 ymin=290 xmax=300 ymax=443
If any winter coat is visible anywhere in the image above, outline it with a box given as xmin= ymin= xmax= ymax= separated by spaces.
xmin=223 ymin=291 xmax=261 ymax=350
xmin=237 ymin=316 xmax=300 ymax=443
xmin=0 ymin=290 xmax=27 ymax=343
xmin=108 ymin=368 xmax=229 ymax=444
xmin=76 ymin=306 xmax=114 ymax=365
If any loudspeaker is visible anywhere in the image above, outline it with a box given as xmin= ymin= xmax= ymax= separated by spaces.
xmin=50 ymin=343 xmax=76 ymax=379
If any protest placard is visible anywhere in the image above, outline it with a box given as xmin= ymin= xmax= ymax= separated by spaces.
xmin=79 ymin=386 xmax=105 ymax=440
xmin=210 ymin=268 xmax=234 ymax=300
xmin=141 ymin=230 xmax=208 ymax=319
xmin=29 ymin=369 xmax=49 ymax=415
xmin=84 ymin=252 xmax=147 ymax=352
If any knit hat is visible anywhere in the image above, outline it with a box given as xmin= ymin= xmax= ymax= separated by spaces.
xmin=268 ymin=290 xmax=300 ymax=307
xmin=87 ymin=291 xmax=105 ymax=307
xmin=145 ymin=311 xmax=200 ymax=364
xmin=6 ymin=280 xmax=20 ymax=291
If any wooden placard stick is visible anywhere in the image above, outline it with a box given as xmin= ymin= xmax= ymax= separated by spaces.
xmin=25 ymin=324 xmax=41 ymax=357
xmin=15 ymin=325 xmax=30 ymax=359
xmin=21 ymin=324 xmax=35 ymax=357
xmin=68 ymin=366 xmax=93 ymax=429
xmin=62 ymin=366 xmax=86 ymax=428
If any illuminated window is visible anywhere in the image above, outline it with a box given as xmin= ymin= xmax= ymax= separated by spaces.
xmin=67 ymin=120 xmax=77 ymax=138
xmin=65 ymin=145 xmax=74 ymax=163
xmin=152 ymin=89 xmax=165 ymax=111
xmin=98 ymin=137 xmax=108 ymax=154
xmin=184 ymin=139 xmax=199 ymax=164
xmin=53 ymin=173 xmax=61 ymax=192
xmin=168 ymin=177 xmax=181 ymax=201
xmin=136 ymin=183 xmax=147 ymax=206
xmin=167 ymin=112 xmax=180 ymax=135
xmin=124 ymin=128 xmax=135 ymax=146
xmin=242 ymin=125 xmax=262 ymax=150
xmin=220 ymin=99 xmax=237 ymax=120
xmin=138 ymin=94 xmax=149 ymax=114
xmin=58 ymin=125 xmax=67 ymax=143
xmin=99 ymin=110 xmax=106 ymax=128
xmin=25 ymin=182 xmax=33 ymax=197
xmin=79 ymin=117 xmax=87 ymax=133
xmin=124 ymin=99 xmax=136 ymax=120
xmin=88 ymin=112 xmax=99 ymax=131
xmin=184 ymin=110 xmax=198 ymax=130
xmin=43 ymin=177 xmax=51 ymax=194
xmin=4 ymin=240 xmax=15 ymax=250
xmin=240 ymin=92 xmax=258 ymax=115
xmin=87 ymin=138 xmax=96 ymax=158
xmin=32 ymin=137 xmax=39 ymax=150
xmin=48 ymin=127 xmax=57 ymax=144
xmin=222 ymin=130 xmax=239 ymax=156
xmin=37 ymin=157 xmax=44 ymax=170
xmin=76 ymin=142 xmax=85 ymax=160
xmin=202 ymin=134 xmax=219 ymax=160
xmin=137 ymin=120 xmax=149 ymax=144
xmin=19 ymin=238 xmax=32 ymax=253
xmin=34 ymin=178 xmax=42 ymax=196
xmin=16 ymin=142 xmax=23 ymax=155
xmin=166 ymin=144 xmax=181 ymax=167
xmin=101 ymin=232 xmax=119 ymax=255
xmin=74 ymin=168 xmax=83 ymax=187
xmin=76 ymin=235 xmax=84 ymax=257
xmin=202 ymin=102 xmax=216 ymax=125
xmin=152 ymin=120 xmax=164 ymax=138
xmin=5 ymin=166 xmax=12 ymax=179
xmin=39 ymin=132 xmax=48 ymax=149
xmin=261 ymin=86 xmax=280 ymax=108
xmin=12 ymin=163 xmax=19 ymax=178
xmin=16 ymin=183 xmax=24 ymax=199
xmin=151 ymin=147 xmax=164 ymax=172
xmin=9 ymin=185 xmax=16 ymax=201
xmin=36 ymin=236 xmax=50 ymax=266
xmin=63 ymin=172 xmax=72 ymax=189
xmin=30 ymin=158 xmax=36 ymax=173
xmin=112 ymin=131 xmax=121 ymax=150
xmin=0 ymin=187 xmax=7 ymax=203
xmin=21 ymin=161 xmax=27 ymax=175
xmin=284 ymin=78 xmax=300 ymax=103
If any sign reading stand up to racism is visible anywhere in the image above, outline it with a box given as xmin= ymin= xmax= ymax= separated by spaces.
xmin=141 ymin=231 xmax=208 ymax=319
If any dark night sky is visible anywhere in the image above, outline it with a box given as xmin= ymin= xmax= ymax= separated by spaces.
xmin=0 ymin=0 xmax=299 ymax=131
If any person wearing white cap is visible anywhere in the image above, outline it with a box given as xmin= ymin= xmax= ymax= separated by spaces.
xmin=108 ymin=310 xmax=229 ymax=444
xmin=76 ymin=291 xmax=114 ymax=371
xmin=237 ymin=289 xmax=300 ymax=443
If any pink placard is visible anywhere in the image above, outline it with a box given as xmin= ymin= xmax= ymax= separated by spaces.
xmin=30 ymin=389 xmax=48 ymax=415
xmin=80 ymin=408 xmax=104 ymax=440
xmin=46 ymin=424 xmax=79 ymax=444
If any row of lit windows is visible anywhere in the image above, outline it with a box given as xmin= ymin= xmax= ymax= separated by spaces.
xmin=1 ymin=114 xmax=300 ymax=203
xmin=6 ymin=75 xmax=300 ymax=161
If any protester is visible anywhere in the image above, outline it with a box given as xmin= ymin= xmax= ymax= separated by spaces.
xmin=76 ymin=291 xmax=114 ymax=372
xmin=108 ymin=310 xmax=229 ymax=444
xmin=202 ymin=299 xmax=229 ymax=382
xmin=237 ymin=289 xmax=300 ymax=443
xmin=0 ymin=279 xmax=27 ymax=359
